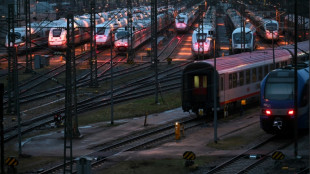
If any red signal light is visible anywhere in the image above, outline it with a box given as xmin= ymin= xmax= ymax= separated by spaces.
xmin=265 ymin=109 xmax=272 ymax=116
xmin=288 ymin=109 xmax=294 ymax=116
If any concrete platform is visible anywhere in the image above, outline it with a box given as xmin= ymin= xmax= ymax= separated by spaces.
xmin=20 ymin=107 xmax=193 ymax=157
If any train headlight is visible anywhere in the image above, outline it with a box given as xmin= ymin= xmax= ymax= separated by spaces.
xmin=288 ymin=109 xmax=294 ymax=116
xmin=264 ymin=109 xmax=272 ymax=116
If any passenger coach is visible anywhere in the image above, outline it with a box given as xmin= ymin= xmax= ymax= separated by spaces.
xmin=182 ymin=41 xmax=309 ymax=116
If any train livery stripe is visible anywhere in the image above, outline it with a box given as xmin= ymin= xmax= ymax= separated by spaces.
xmin=220 ymin=91 xmax=260 ymax=106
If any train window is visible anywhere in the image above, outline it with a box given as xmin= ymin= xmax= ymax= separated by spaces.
xmin=220 ymin=76 xmax=224 ymax=91
xmin=246 ymin=70 xmax=250 ymax=84
xmin=53 ymin=29 xmax=62 ymax=37
xmin=252 ymin=68 xmax=257 ymax=82
xmin=301 ymin=83 xmax=309 ymax=107
xmin=232 ymin=73 xmax=237 ymax=88
xmin=194 ymin=75 xmax=207 ymax=88
xmin=74 ymin=29 xmax=79 ymax=35
xmin=264 ymin=65 xmax=269 ymax=77
xmin=265 ymin=77 xmax=294 ymax=100
xmin=202 ymin=76 xmax=207 ymax=88
xmin=258 ymin=67 xmax=263 ymax=80
xmin=194 ymin=76 xmax=199 ymax=88
xmin=276 ymin=62 xmax=280 ymax=69
xmin=239 ymin=71 xmax=244 ymax=86
xmin=229 ymin=74 xmax=232 ymax=89
xmin=97 ymin=27 xmax=106 ymax=35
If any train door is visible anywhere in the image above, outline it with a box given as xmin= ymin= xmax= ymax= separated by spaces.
xmin=193 ymin=75 xmax=207 ymax=96
xmin=219 ymin=74 xmax=225 ymax=106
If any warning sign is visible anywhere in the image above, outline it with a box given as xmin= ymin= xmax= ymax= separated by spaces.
xmin=5 ymin=157 xmax=18 ymax=166
xmin=183 ymin=151 xmax=196 ymax=160
xmin=271 ymin=151 xmax=285 ymax=160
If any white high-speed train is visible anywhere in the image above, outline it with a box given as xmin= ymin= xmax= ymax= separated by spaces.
xmin=48 ymin=16 xmax=91 ymax=50
xmin=245 ymin=9 xmax=279 ymax=41
xmin=227 ymin=8 xmax=256 ymax=53
xmin=114 ymin=11 xmax=173 ymax=53
xmin=191 ymin=6 xmax=216 ymax=57
xmin=5 ymin=21 xmax=54 ymax=50
xmin=175 ymin=5 xmax=199 ymax=32
xmin=96 ymin=18 xmax=127 ymax=47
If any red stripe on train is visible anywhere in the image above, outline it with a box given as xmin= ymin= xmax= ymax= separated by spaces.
xmin=219 ymin=91 xmax=260 ymax=106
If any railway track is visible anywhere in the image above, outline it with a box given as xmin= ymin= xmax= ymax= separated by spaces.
xmin=2 ymin=33 xmax=191 ymax=142
xmin=206 ymin=135 xmax=305 ymax=174
xmin=39 ymin=116 xmax=203 ymax=173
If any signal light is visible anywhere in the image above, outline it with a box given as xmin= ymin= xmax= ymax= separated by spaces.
xmin=265 ymin=109 xmax=272 ymax=116
xmin=288 ymin=109 xmax=294 ymax=116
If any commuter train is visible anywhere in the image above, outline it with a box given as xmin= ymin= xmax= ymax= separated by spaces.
xmin=175 ymin=5 xmax=199 ymax=32
xmin=182 ymin=41 xmax=309 ymax=117
xmin=114 ymin=11 xmax=173 ymax=53
xmin=226 ymin=8 xmax=256 ymax=53
xmin=96 ymin=18 xmax=127 ymax=47
xmin=260 ymin=65 xmax=309 ymax=134
xmin=5 ymin=21 xmax=54 ymax=50
xmin=191 ymin=6 xmax=216 ymax=57
xmin=245 ymin=10 xmax=279 ymax=41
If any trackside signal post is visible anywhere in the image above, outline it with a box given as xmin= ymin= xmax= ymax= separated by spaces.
xmin=151 ymin=0 xmax=159 ymax=104
xmin=64 ymin=13 xmax=74 ymax=174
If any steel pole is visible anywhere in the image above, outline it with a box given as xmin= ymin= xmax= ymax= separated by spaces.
xmin=293 ymin=0 xmax=298 ymax=158
xmin=110 ymin=34 xmax=114 ymax=125
xmin=308 ymin=0 xmax=310 ymax=168
xmin=272 ymin=31 xmax=275 ymax=69
xmin=0 ymin=83 xmax=4 ymax=174
xmin=213 ymin=39 xmax=217 ymax=144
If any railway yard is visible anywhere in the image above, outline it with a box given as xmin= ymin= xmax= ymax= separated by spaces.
xmin=0 ymin=0 xmax=309 ymax=173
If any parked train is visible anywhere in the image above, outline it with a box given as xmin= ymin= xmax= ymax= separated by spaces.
xmin=260 ymin=64 xmax=309 ymax=134
xmin=191 ymin=6 xmax=216 ymax=57
xmin=175 ymin=5 xmax=199 ymax=32
xmin=5 ymin=21 xmax=54 ymax=50
xmin=245 ymin=10 xmax=279 ymax=41
xmin=182 ymin=41 xmax=309 ymax=117
xmin=226 ymin=8 xmax=256 ymax=53
xmin=48 ymin=16 xmax=91 ymax=50
xmin=96 ymin=18 xmax=127 ymax=47
xmin=114 ymin=11 xmax=173 ymax=53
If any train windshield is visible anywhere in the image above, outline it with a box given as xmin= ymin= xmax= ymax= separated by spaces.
xmin=264 ymin=72 xmax=294 ymax=100
xmin=196 ymin=33 xmax=207 ymax=42
xmin=116 ymin=31 xmax=128 ymax=39
xmin=233 ymin=32 xmax=252 ymax=44
xmin=266 ymin=23 xmax=277 ymax=31
xmin=97 ymin=27 xmax=106 ymax=35
xmin=9 ymin=32 xmax=22 ymax=40
xmin=177 ymin=17 xmax=185 ymax=23
xmin=53 ymin=29 xmax=62 ymax=37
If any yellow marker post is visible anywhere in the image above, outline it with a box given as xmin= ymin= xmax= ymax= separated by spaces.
xmin=175 ymin=122 xmax=180 ymax=140
xmin=241 ymin=99 xmax=246 ymax=106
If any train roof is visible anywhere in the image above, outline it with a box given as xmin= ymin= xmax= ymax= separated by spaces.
xmin=232 ymin=26 xmax=255 ymax=34
xmin=263 ymin=19 xmax=278 ymax=24
xmin=187 ymin=41 xmax=309 ymax=74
